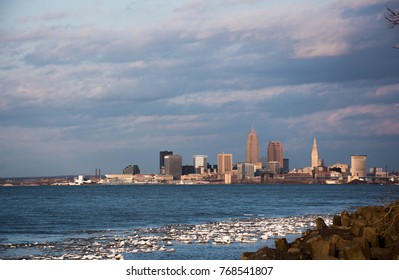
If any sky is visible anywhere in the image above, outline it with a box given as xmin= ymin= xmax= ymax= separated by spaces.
xmin=0 ymin=0 xmax=398 ymax=177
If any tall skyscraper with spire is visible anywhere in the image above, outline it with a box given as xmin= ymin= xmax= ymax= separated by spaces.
xmin=246 ymin=126 xmax=259 ymax=164
xmin=311 ymin=137 xmax=319 ymax=169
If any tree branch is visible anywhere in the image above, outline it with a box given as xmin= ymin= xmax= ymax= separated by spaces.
xmin=385 ymin=6 xmax=399 ymax=29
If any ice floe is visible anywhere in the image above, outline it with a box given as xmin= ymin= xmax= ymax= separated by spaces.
xmin=0 ymin=214 xmax=332 ymax=260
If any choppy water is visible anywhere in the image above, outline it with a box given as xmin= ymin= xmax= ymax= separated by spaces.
xmin=0 ymin=184 xmax=396 ymax=259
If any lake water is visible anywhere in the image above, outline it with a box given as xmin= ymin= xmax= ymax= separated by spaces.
xmin=0 ymin=184 xmax=397 ymax=260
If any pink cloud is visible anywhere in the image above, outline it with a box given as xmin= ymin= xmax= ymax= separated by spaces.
xmin=373 ymin=83 xmax=399 ymax=97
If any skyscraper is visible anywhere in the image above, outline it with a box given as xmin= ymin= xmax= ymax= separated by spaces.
xmin=193 ymin=155 xmax=208 ymax=174
xmin=311 ymin=137 xmax=319 ymax=169
xmin=217 ymin=153 xmax=233 ymax=175
xmin=160 ymin=150 xmax=173 ymax=174
xmin=246 ymin=126 xmax=259 ymax=164
xmin=164 ymin=154 xmax=182 ymax=180
xmin=267 ymin=141 xmax=283 ymax=172
xmin=283 ymin=158 xmax=289 ymax=174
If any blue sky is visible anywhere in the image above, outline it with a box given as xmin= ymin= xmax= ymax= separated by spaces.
xmin=1 ymin=0 xmax=398 ymax=177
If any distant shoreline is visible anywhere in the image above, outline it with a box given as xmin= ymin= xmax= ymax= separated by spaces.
xmin=2 ymin=171 xmax=398 ymax=187
xmin=1 ymin=180 xmax=398 ymax=187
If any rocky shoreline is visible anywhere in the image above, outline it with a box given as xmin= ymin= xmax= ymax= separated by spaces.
xmin=242 ymin=199 xmax=399 ymax=260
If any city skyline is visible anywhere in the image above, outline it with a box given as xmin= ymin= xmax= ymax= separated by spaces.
xmin=1 ymin=0 xmax=398 ymax=177
xmin=133 ymin=133 xmax=374 ymax=178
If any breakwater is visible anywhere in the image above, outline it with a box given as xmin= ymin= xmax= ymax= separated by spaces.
xmin=242 ymin=200 xmax=399 ymax=260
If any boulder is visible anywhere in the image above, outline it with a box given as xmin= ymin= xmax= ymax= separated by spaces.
xmin=353 ymin=236 xmax=371 ymax=259
xmin=362 ymin=205 xmax=385 ymax=222
xmin=363 ymin=227 xmax=379 ymax=248
xmin=351 ymin=220 xmax=366 ymax=237
xmin=370 ymin=247 xmax=392 ymax=260
xmin=333 ymin=215 xmax=341 ymax=226
xmin=241 ymin=252 xmax=255 ymax=260
xmin=341 ymin=211 xmax=352 ymax=227
xmin=315 ymin=217 xmax=328 ymax=230
xmin=330 ymin=234 xmax=352 ymax=252
xmin=343 ymin=242 xmax=367 ymax=260
xmin=306 ymin=236 xmax=335 ymax=259
xmin=385 ymin=235 xmax=399 ymax=248
xmin=288 ymin=247 xmax=301 ymax=254
xmin=275 ymin=238 xmax=289 ymax=252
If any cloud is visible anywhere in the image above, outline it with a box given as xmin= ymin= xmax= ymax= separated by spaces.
xmin=334 ymin=0 xmax=386 ymax=10
xmin=2 ymin=0 xmax=391 ymax=73
xmin=282 ymin=103 xmax=399 ymax=137
xmin=167 ymin=83 xmax=324 ymax=107
xmin=167 ymin=0 xmax=369 ymax=58
xmin=1 ymin=0 xmax=398 ymax=175
xmin=371 ymin=83 xmax=399 ymax=97
xmin=112 ymin=114 xmax=207 ymax=133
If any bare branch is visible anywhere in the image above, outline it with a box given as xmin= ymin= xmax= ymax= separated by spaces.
xmin=385 ymin=5 xmax=399 ymax=29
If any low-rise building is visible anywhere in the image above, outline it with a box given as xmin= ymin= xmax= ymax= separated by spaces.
xmin=105 ymin=174 xmax=134 ymax=184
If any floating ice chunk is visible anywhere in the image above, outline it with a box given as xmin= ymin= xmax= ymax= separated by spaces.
xmin=115 ymin=254 xmax=124 ymax=260
xmin=260 ymin=233 xmax=270 ymax=240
